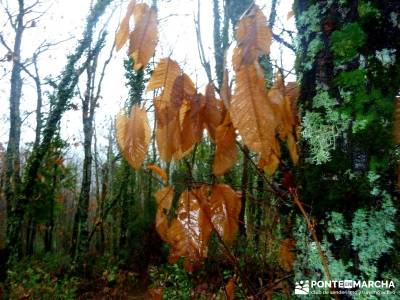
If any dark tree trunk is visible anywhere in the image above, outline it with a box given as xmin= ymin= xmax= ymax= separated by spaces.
xmin=25 ymin=56 xmax=44 ymax=257
xmin=44 ymin=162 xmax=58 ymax=253
xmin=294 ymin=0 xmax=400 ymax=278
xmin=239 ymin=146 xmax=249 ymax=235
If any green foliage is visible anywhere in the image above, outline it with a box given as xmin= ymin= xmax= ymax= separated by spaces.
xmin=149 ymin=261 xmax=192 ymax=300
xmin=358 ymin=1 xmax=380 ymax=19
xmin=331 ymin=23 xmax=366 ymax=63
xmin=6 ymin=253 xmax=79 ymax=300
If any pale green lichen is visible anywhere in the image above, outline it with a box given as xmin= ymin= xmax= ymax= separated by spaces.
xmin=302 ymin=37 xmax=323 ymax=71
xmin=302 ymin=112 xmax=336 ymax=164
xmin=295 ymin=196 xmax=396 ymax=284
xmin=390 ymin=12 xmax=399 ymax=28
xmin=375 ymin=48 xmax=397 ymax=68
xmin=327 ymin=212 xmax=349 ymax=240
xmin=351 ymin=194 xmax=396 ymax=279
xmin=302 ymin=90 xmax=350 ymax=164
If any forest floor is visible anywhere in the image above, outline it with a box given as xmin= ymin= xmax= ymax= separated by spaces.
xmin=76 ymin=272 xmax=150 ymax=299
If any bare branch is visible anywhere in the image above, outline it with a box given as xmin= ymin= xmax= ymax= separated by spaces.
xmin=272 ymin=32 xmax=296 ymax=53
xmin=194 ymin=0 xmax=213 ymax=84
xmin=94 ymin=43 xmax=115 ymax=103
xmin=1 ymin=0 xmax=17 ymax=30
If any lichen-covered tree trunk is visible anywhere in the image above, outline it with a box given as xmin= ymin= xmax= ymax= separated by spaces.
xmin=294 ymin=0 xmax=400 ymax=280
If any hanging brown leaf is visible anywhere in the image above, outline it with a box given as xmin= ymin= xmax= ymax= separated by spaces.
xmin=284 ymin=81 xmax=300 ymax=133
xmin=235 ymin=5 xmax=272 ymax=66
xmin=209 ymin=184 xmax=241 ymax=243
xmin=147 ymin=164 xmax=168 ymax=183
xmin=128 ymin=3 xmax=158 ymax=70
xmin=221 ymin=69 xmax=231 ymax=109
xmin=258 ymin=153 xmax=280 ymax=176
xmin=116 ymin=105 xmax=151 ymax=170
xmin=267 ymin=76 xmax=300 ymax=165
xmin=148 ymin=288 xmax=163 ymax=300
xmin=225 ymin=278 xmax=236 ymax=300
xmin=167 ymin=187 xmax=212 ymax=271
xmin=230 ymin=62 xmax=278 ymax=161
xmin=146 ymin=58 xmax=181 ymax=94
xmin=213 ymin=113 xmax=237 ymax=176
xmin=170 ymin=73 xmax=197 ymax=109
xmin=178 ymin=95 xmax=205 ymax=157
xmin=287 ymin=133 xmax=299 ymax=165
xmin=268 ymin=73 xmax=292 ymax=140
xmin=278 ymin=238 xmax=296 ymax=272
xmin=148 ymin=59 xmax=182 ymax=130
xmin=115 ymin=0 xmax=136 ymax=51
xmin=203 ymin=84 xmax=223 ymax=141
xmin=154 ymin=72 xmax=197 ymax=128
xmin=155 ymin=98 xmax=181 ymax=162
xmin=155 ymin=186 xmax=174 ymax=242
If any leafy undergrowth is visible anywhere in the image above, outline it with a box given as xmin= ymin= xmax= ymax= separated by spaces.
xmin=2 ymin=253 xmax=152 ymax=300
xmin=4 ymin=253 xmax=79 ymax=300
xmin=147 ymin=236 xmax=294 ymax=299
xmin=1 ymin=235 xmax=295 ymax=300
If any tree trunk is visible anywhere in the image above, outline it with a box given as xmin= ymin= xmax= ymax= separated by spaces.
xmin=71 ymin=48 xmax=99 ymax=260
xmin=294 ymin=0 xmax=400 ymax=277
xmin=3 ymin=0 xmax=25 ymax=265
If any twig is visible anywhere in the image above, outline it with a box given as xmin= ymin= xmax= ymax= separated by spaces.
xmin=194 ymin=0 xmax=212 ymax=84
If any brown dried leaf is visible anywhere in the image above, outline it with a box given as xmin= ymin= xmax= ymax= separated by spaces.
xmin=235 ymin=6 xmax=272 ymax=66
xmin=146 ymin=58 xmax=181 ymax=93
xmin=178 ymin=95 xmax=205 ymax=157
xmin=221 ymin=69 xmax=231 ymax=109
xmin=167 ymin=187 xmax=212 ymax=271
xmin=278 ymin=238 xmax=295 ymax=272
xmin=155 ymin=99 xmax=181 ymax=162
xmin=128 ymin=3 xmax=158 ymax=70
xmin=259 ymin=153 xmax=280 ymax=176
xmin=147 ymin=164 xmax=168 ymax=183
xmin=213 ymin=113 xmax=237 ymax=176
xmin=148 ymin=288 xmax=163 ymax=300
xmin=268 ymin=73 xmax=292 ymax=139
xmin=225 ymin=278 xmax=235 ymax=300
xmin=170 ymin=73 xmax=197 ymax=109
xmin=209 ymin=184 xmax=241 ymax=243
xmin=115 ymin=0 xmax=136 ymax=51
xmin=203 ymin=84 xmax=223 ymax=141
xmin=116 ymin=105 xmax=150 ymax=170
xmin=155 ymin=186 xmax=174 ymax=242
xmin=230 ymin=62 xmax=278 ymax=160
xmin=287 ymin=132 xmax=299 ymax=165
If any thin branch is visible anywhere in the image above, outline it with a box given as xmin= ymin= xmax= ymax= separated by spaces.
xmin=272 ymin=32 xmax=296 ymax=53
xmin=194 ymin=0 xmax=213 ymax=84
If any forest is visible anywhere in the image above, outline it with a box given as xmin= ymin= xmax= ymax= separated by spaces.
xmin=0 ymin=0 xmax=399 ymax=299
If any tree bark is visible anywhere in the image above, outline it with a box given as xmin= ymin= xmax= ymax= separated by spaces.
xmin=3 ymin=0 xmax=25 ymax=264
